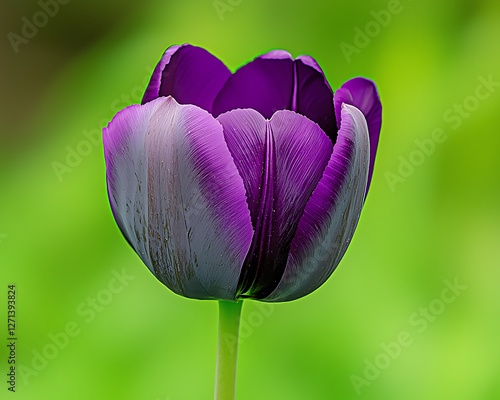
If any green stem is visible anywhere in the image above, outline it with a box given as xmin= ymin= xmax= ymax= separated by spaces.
xmin=215 ymin=300 xmax=243 ymax=400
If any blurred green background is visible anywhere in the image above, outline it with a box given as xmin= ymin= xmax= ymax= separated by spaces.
xmin=1 ymin=0 xmax=500 ymax=399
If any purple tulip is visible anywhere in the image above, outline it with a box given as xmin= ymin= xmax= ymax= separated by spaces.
xmin=103 ymin=44 xmax=381 ymax=302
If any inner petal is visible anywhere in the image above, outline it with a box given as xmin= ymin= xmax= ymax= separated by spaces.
xmin=213 ymin=52 xmax=335 ymax=135
xmin=213 ymin=57 xmax=295 ymax=119
xmin=217 ymin=109 xmax=333 ymax=299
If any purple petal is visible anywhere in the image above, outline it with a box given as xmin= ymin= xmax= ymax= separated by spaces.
xmin=104 ymin=96 xmax=253 ymax=300
xmin=213 ymin=55 xmax=294 ymax=119
xmin=217 ymin=109 xmax=333 ymax=298
xmin=216 ymin=109 xmax=267 ymax=222
xmin=334 ymin=77 xmax=381 ymax=191
xmin=213 ymin=51 xmax=335 ymax=135
xmin=142 ymin=44 xmax=231 ymax=114
xmin=264 ymin=104 xmax=370 ymax=302
xmin=142 ymin=44 xmax=183 ymax=104
xmin=294 ymin=57 xmax=336 ymax=136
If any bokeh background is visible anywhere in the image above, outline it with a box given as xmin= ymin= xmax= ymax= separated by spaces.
xmin=1 ymin=0 xmax=500 ymax=399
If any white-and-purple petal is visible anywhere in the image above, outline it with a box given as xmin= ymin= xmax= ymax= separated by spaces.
xmin=265 ymin=104 xmax=370 ymax=302
xmin=104 ymin=96 xmax=253 ymax=300
xmin=217 ymin=109 xmax=333 ymax=298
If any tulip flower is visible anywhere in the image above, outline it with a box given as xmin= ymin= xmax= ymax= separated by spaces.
xmin=103 ymin=43 xmax=381 ymax=399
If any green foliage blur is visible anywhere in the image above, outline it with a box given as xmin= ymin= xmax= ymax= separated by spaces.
xmin=1 ymin=0 xmax=500 ymax=399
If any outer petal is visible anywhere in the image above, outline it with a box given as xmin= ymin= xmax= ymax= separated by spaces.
xmin=103 ymin=96 xmax=253 ymax=300
xmin=217 ymin=109 xmax=333 ymax=299
xmin=142 ymin=44 xmax=231 ymax=114
xmin=264 ymin=104 xmax=370 ymax=302
xmin=212 ymin=51 xmax=336 ymax=135
xmin=334 ymin=77 xmax=381 ymax=191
